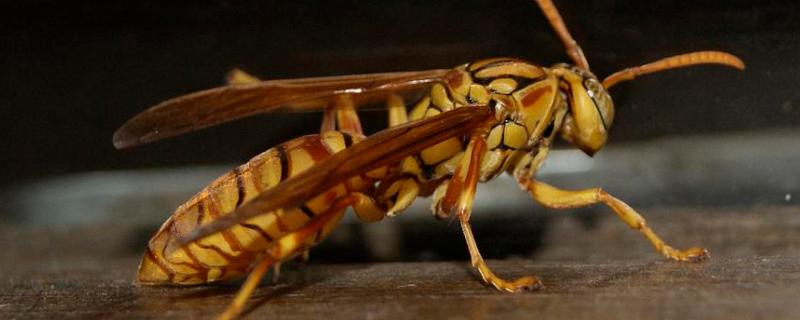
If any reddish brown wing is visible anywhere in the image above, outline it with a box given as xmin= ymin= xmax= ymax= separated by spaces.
xmin=174 ymin=106 xmax=493 ymax=246
xmin=113 ymin=69 xmax=451 ymax=148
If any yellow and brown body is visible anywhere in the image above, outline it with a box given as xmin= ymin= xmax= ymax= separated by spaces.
xmin=138 ymin=131 xmax=383 ymax=284
xmin=117 ymin=2 xmax=744 ymax=318
xmin=137 ymin=57 xmax=606 ymax=285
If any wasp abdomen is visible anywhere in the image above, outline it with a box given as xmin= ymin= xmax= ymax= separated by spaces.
xmin=137 ymin=131 xmax=362 ymax=285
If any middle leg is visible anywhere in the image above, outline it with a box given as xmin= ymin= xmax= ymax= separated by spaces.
xmin=321 ymin=95 xmax=363 ymax=135
xmin=217 ymin=192 xmax=375 ymax=320
xmin=451 ymin=135 xmax=543 ymax=292
xmin=378 ymin=94 xmax=424 ymax=216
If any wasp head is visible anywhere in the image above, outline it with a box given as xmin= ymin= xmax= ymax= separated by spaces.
xmin=551 ymin=64 xmax=614 ymax=156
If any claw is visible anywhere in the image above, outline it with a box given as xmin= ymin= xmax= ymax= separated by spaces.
xmin=513 ymin=276 xmax=544 ymax=292
xmin=664 ymin=246 xmax=710 ymax=262
xmin=683 ymin=247 xmax=710 ymax=262
xmin=499 ymin=276 xmax=544 ymax=293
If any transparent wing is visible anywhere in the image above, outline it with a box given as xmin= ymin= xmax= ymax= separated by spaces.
xmin=113 ymin=69 xmax=452 ymax=148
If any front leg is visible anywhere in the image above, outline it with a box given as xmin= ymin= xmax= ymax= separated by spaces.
xmin=519 ymin=178 xmax=709 ymax=262
xmin=451 ymin=135 xmax=543 ymax=292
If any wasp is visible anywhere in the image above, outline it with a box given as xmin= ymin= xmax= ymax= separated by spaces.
xmin=114 ymin=0 xmax=744 ymax=319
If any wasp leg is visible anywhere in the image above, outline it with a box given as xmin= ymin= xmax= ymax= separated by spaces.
xmin=218 ymin=254 xmax=276 ymax=320
xmin=270 ymin=262 xmax=281 ymax=284
xmin=218 ymin=195 xmax=362 ymax=320
xmin=321 ymin=95 xmax=363 ymax=135
xmin=387 ymin=93 xmax=408 ymax=127
xmin=519 ymin=178 xmax=709 ymax=262
xmin=379 ymin=176 xmax=421 ymax=217
xmin=225 ymin=68 xmax=261 ymax=85
xmin=453 ymin=136 xmax=543 ymax=292
xmin=378 ymin=93 xmax=425 ymax=216
xmin=347 ymin=192 xmax=385 ymax=222
xmin=534 ymin=0 xmax=590 ymax=70
xmin=218 ymin=193 xmax=377 ymax=319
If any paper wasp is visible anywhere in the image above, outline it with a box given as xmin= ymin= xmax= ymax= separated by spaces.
xmin=114 ymin=0 xmax=744 ymax=319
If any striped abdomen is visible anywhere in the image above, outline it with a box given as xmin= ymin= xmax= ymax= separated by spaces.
xmin=137 ymin=131 xmax=368 ymax=285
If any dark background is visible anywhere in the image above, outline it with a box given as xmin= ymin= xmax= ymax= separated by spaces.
xmin=1 ymin=0 xmax=798 ymax=187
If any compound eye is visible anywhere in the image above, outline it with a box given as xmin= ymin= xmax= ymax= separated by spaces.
xmin=583 ymin=78 xmax=614 ymax=130
xmin=583 ymin=78 xmax=602 ymax=97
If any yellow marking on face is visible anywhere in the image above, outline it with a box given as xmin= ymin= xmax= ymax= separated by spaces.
xmin=431 ymin=84 xmax=455 ymax=111
xmin=486 ymin=125 xmax=503 ymax=149
xmin=421 ymin=137 xmax=462 ymax=165
xmin=503 ymin=123 xmax=528 ymax=149
xmin=475 ymin=62 xmax=544 ymax=79
xmin=409 ymin=96 xmax=431 ymax=121
xmin=488 ymin=78 xmax=518 ymax=94
xmin=468 ymin=84 xmax=490 ymax=104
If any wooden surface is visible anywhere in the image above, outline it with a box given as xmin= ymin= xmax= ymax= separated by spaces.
xmin=2 ymin=206 xmax=799 ymax=319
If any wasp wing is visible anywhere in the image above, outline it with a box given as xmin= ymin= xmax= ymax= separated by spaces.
xmin=113 ymin=69 xmax=452 ymax=148
xmin=174 ymin=106 xmax=492 ymax=247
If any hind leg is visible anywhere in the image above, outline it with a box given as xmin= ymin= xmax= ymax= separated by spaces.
xmin=217 ymin=191 xmax=387 ymax=320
